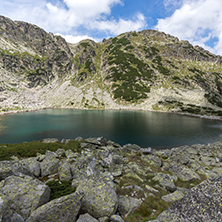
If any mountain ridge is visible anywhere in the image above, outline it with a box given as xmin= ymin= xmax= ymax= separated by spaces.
xmin=1 ymin=15 xmax=222 ymax=117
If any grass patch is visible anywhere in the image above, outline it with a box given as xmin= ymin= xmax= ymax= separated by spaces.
xmin=46 ymin=180 xmax=76 ymax=201
xmin=152 ymin=56 xmax=170 ymax=75
xmin=80 ymin=42 xmax=91 ymax=49
xmin=117 ymin=36 xmax=131 ymax=45
xmin=125 ymin=190 xmax=171 ymax=222
xmin=105 ymin=42 xmax=153 ymax=102
xmin=0 ymin=140 xmax=81 ymax=161
xmin=174 ymin=173 xmax=206 ymax=189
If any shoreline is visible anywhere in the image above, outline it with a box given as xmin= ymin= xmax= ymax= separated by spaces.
xmin=1 ymin=106 xmax=222 ymax=121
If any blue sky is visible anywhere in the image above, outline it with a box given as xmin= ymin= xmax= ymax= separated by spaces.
xmin=1 ymin=0 xmax=222 ymax=55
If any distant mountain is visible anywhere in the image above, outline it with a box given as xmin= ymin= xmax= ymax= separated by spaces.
xmin=1 ymin=15 xmax=222 ymax=117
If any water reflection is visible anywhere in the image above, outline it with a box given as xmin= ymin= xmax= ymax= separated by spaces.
xmin=0 ymin=109 xmax=222 ymax=148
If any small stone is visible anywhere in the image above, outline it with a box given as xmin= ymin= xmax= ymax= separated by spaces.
xmin=42 ymin=138 xmax=59 ymax=143
xmin=153 ymin=173 xmax=176 ymax=192
xmin=145 ymin=184 xmax=159 ymax=193
xmin=55 ymin=148 xmax=66 ymax=156
xmin=161 ymin=190 xmax=185 ymax=203
xmin=124 ymin=172 xmax=144 ymax=183
xmin=110 ymin=215 xmax=125 ymax=222
xmin=142 ymin=147 xmax=152 ymax=155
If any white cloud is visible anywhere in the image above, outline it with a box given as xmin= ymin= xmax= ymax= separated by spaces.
xmin=63 ymin=0 xmax=121 ymax=19
xmin=90 ymin=13 xmax=146 ymax=35
xmin=56 ymin=34 xmax=96 ymax=44
xmin=43 ymin=0 xmax=122 ymax=31
xmin=156 ymin=0 xmax=222 ymax=55
xmin=164 ymin=0 xmax=183 ymax=10
xmin=1 ymin=0 xmax=146 ymax=42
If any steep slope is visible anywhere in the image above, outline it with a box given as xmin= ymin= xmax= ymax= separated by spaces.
xmin=1 ymin=15 xmax=222 ymax=117
xmin=98 ymin=30 xmax=222 ymax=116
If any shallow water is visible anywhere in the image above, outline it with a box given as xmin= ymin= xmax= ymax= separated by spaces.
xmin=0 ymin=109 xmax=222 ymax=148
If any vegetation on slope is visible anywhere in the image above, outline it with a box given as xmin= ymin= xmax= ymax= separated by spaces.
xmin=1 ymin=15 xmax=222 ymax=116
xmin=0 ymin=140 xmax=81 ymax=161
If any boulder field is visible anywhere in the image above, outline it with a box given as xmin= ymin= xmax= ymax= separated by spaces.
xmin=1 ymin=137 xmax=222 ymax=221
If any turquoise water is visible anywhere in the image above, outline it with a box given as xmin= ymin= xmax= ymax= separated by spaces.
xmin=0 ymin=109 xmax=222 ymax=148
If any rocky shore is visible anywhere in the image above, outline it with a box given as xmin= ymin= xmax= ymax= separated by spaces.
xmin=1 ymin=137 xmax=222 ymax=221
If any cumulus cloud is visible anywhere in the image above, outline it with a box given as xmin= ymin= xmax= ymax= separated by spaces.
xmin=0 ymin=0 xmax=147 ymax=42
xmin=156 ymin=0 xmax=222 ymax=55
xmin=43 ymin=0 xmax=122 ymax=31
xmin=90 ymin=13 xmax=146 ymax=35
xmin=56 ymin=33 xmax=96 ymax=44
xmin=164 ymin=0 xmax=183 ymax=10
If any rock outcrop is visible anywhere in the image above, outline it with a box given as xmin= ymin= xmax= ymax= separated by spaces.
xmin=154 ymin=176 xmax=222 ymax=222
xmin=1 ymin=137 xmax=222 ymax=221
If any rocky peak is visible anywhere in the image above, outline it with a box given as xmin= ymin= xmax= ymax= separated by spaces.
xmin=0 ymin=15 xmax=74 ymax=88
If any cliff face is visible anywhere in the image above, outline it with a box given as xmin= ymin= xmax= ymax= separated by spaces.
xmin=1 ymin=15 xmax=222 ymax=116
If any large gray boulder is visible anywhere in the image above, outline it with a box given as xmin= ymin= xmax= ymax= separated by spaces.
xmin=20 ymin=157 xmax=41 ymax=177
xmin=76 ymin=177 xmax=118 ymax=218
xmin=0 ymin=161 xmax=33 ymax=180
xmin=1 ymin=208 xmax=25 ymax=222
xmin=118 ymin=195 xmax=142 ymax=217
xmin=0 ymin=194 xmax=10 ymax=221
xmin=152 ymin=173 xmax=176 ymax=192
xmin=58 ymin=162 xmax=72 ymax=181
xmin=1 ymin=176 xmax=50 ymax=220
xmin=40 ymin=151 xmax=59 ymax=177
xmin=27 ymin=191 xmax=83 ymax=222
xmin=156 ymin=176 xmax=222 ymax=222
xmin=169 ymin=163 xmax=201 ymax=182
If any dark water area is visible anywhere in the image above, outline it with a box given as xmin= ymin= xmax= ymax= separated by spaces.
xmin=0 ymin=109 xmax=222 ymax=149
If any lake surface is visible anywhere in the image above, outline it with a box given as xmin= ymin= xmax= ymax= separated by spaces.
xmin=0 ymin=109 xmax=222 ymax=148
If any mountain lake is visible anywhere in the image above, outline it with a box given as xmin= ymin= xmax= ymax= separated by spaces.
xmin=0 ymin=109 xmax=222 ymax=149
